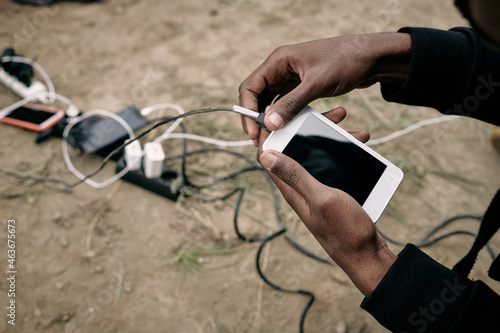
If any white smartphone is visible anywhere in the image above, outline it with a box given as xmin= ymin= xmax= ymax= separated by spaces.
xmin=262 ymin=106 xmax=403 ymax=222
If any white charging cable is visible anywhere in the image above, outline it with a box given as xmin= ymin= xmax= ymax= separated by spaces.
xmin=62 ymin=109 xmax=138 ymax=189
xmin=61 ymin=102 xmax=190 ymax=185
xmin=0 ymin=55 xmax=78 ymax=119
xmin=0 ymin=91 xmax=78 ymax=119
xmin=158 ymin=133 xmax=252 ymax=147
xmin=140 ymin=103 xmax=185 ymax=143
xmin=137 ymin=103 xmax=185 ymax=178
xmin=367 ymin=115 xmax=459 ymax=146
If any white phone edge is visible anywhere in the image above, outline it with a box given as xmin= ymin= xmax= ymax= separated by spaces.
xmin=262 ymin=105 xmax=404 ymax=223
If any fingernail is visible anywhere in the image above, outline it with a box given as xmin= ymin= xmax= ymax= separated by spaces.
xmin=268 ymin=113 xmax=283 ymax=129
xmin=261 ymin=152 xmax=278 ymax=170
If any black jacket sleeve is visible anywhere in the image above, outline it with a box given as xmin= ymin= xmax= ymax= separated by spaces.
xmin=360 ymin=244 xmax=500 ymax=333
xmin=380 ymin=27 xmax=500 ymax=126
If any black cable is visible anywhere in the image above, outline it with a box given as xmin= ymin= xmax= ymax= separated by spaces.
xmin=284 ymin=233 xmax=333 ymax=264
xmin=0 ymin=106 xmax=234 ymax=188
xmin=378 ymin=214 xmax=496 ymax=260
xmin=166 ymin=148 xmax=284 ymax=242
xmin=0 ymin=103 xmax=319 ymax=331
xmin=178 ymin=122 xmax=189 ymax=186
xmin=68 ymin=106 xmax=234 ymax=188
xmin=2 ymin=103 xmax=498 ymax=332
xmin=198 ymin=187 xmax=264 ymax=242
xmin=164 ymin=147 xmax=318 ymax=331
xmin=0 ymin=167 xmax=71 ymax=186
xmin=186 ymin=167 xmax=257 ymax=190
xmin=0 ymin=101 xmax=332 ymax=260
xmin=165 ymin=147 xmax=334 ymax=263
xmin=256 ymin=228 xmax=315 ymax=333
xmin=165 ymin=147 xmax=337 ymax=264
xmin=181 ymin=150 xmax=495 ymax=332
xmin=420 ymin=214 xmax=482 ymax=241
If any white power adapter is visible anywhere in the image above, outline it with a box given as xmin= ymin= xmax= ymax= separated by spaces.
xmin=124 ymin=140 xmax=142 ymax=171
xmin=0 ymin=68 xmax=48 ymax=102
xmin=143 ymin=142 xmax=165 ymax=179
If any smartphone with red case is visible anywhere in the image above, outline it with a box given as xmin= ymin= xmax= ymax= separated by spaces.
xmin=0 ymin=102 xmax=64 ymax=132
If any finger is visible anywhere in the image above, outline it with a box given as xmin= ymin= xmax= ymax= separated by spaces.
xmin=264 ymin=81 xmax=319 ymax=131
xmin=239 ymin=73 xmax=268 ymax=143
xmin=241 ymin=116 xmax=261 ymax=146
xmin=239 ymin=65 xmax=284 ymax=113
xmin=322 ymin=107 xmax=347 ymax=124
xmin=350 ymin=130 xmax=370 ymax=143
xmin=238 ymin=76 xmax=261 ymax=113
xmin=259 ymin=150 xmax=313 ymax=222
xmin=255 ymin=128 xmax=311 ymax=218
xmin=241 ymin=115 xmax=249 ymax=134
xmin=260 ymin=149 xmax=324 ymax=204
xmin=256 ymin=122 xmax=273 ymax=161
xmin=320 ymin=108 xmax=370 ymax=143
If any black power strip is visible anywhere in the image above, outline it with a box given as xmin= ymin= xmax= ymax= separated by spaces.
xmin=115 ymin=156 xmax=183 ymax=201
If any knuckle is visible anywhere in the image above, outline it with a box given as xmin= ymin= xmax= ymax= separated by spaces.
xmin=271 ymin=45 xmax=295 ymax=67
xmin=272 ymin=44 xmax=290 ymax=56
xmin=315 ymin=191 xmax=338 ymax=213
xmin=280 ymin=96 xmax=300 ymax=114
xmin=238 ymin=82 xmax=245 ymax=95
xmin=238 ymin=78 xmax=250 ymax=94
xmin=313 ymin=190 xmax=349 ymax=223
xmin=281 ymin=166 xmax=301 ymax=189
xmin=238 ymin=82 xmax=250 ymax=100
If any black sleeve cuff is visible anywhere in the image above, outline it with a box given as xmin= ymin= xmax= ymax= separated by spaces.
xmin=380 ymin=27 xmax=500 ymax=125
xmin=381 ymin=27 xmax=475 ymax=112
xmin=361 ymin=244 xmax=474 ymax=333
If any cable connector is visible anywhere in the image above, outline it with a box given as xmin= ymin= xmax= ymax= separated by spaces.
xmin=143 ymin=142 xmax=165 ymax=179
xmin=124 ymin=140 xmax=142 ymax=171
xmin=232 ymin=105 xmax=268 ymax=130
xmin=232 ymin=105 xmax=259 ymax=118
xmin=65 ymin=104 xmax=80 ymax=118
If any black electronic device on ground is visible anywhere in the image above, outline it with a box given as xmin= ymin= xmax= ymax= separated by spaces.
xmin=65 ymin=105 xmax=148 ymax=159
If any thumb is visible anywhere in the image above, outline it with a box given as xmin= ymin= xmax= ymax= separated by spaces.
xmin=260 ymin=150 xmax=322 ymax=200
xmin=265 ymin=82 xmax=317 ymax=131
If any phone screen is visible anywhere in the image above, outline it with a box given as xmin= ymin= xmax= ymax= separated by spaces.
xmin=6 ymin=106 xmax=55 ymax=124
xmin=282 ymin=114 xmax=387 ymax=205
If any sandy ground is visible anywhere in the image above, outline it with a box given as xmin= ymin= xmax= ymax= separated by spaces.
xmin=1 ymin=0 xmax=500 ymax=332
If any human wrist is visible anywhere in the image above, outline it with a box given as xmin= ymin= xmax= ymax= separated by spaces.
xmin=341 ymin=243 xmax=397 ymax=297
xmin=368 ymin=32 xmax=412 ymax=85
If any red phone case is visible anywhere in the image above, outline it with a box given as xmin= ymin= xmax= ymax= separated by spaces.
xmin=0 ymin=102 xmax=65 ymax=132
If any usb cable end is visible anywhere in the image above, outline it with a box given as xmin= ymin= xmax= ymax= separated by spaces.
xmin=232 ymin=105 xmax=268 ymax=130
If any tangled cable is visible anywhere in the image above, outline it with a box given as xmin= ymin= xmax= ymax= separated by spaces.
xmin=0 ymin=55 xmax=497 ymax=333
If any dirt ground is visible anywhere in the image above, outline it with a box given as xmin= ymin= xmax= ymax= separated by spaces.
xmin=1 ymin=0 xmax=500 ymax=332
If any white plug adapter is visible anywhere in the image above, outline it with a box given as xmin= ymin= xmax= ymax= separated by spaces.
xmin=0 ymin=69 xmax=48 ymax=102
xmin=124 ymin=140 xmax=142 ymax=171
xmin=143 ymin=142 xmax=165 ymax=179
